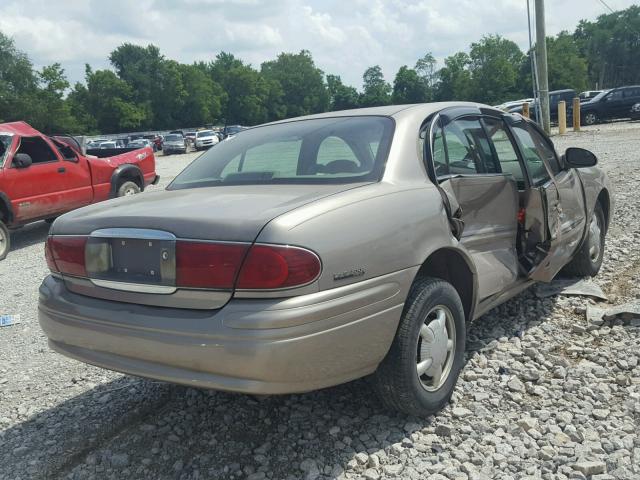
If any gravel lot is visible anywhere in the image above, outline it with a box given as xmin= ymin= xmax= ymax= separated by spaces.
xmin=1 ymin=123 xmax=639 ymax=480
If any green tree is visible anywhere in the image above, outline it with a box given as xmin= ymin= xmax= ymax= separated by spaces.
xmin=31 ymin=63 xmax=81 ymax=133
xmin=467 ymin=35 xmax=524 ymax=104
xmin=415 ymin=52 xmax=437 ymax=100
xmin=175 ymin=63 xmax=225 ymax=127
xmin=360 ymin=65 xmax=391 ymax=107
xmin=574 ymin=5 xmax=640 ymax=87
xmin=0 ymin=31 xmax=39 ymax=123
xmin=78 ymin=66 xmax=148 ymax=133
xmin=520 ymin=32 xmax=588 ymax=93
xmin=326 ymin=74 xmax=359 ymax=110
xmin=261 ymin=50 xmax=329 ymax=117
xmin=109 ymin=43 xmax=186 ymax=128
xmin=392 ymin=65 xmax=428 ymax=104
xmin=435 ymin=52 xmax=472 ymax=101
xmin=204 ymin=52 xmax=279 ymax=125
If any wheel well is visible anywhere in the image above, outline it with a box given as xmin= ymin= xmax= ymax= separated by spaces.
xmin=110 ymin=165 xmax=143 ymax=197
xmin=0 ymin=197 xmax=12 ymax=225
xmin=414 ymin=248 xmax=475 ymax=322
xmin=597 ymin=188 xmax=610 ymax=232
xmin=118 ymin=173 xmax=142 ymax=189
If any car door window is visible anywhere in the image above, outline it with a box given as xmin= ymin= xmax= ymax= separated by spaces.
xmin=15 ymin=137 xmax=58 ymax=165
xmin=511 ymin=123 xmax=560 ymax=186
xmin=607 ymin=90 xmax=623 ymax=101
xmin=482 ymin=117 xmax=526 ymax=187
xmin=624 ymin=88 xmax=640 ymax=99
xmin=441 ymin=118 xmax=493 ymax=175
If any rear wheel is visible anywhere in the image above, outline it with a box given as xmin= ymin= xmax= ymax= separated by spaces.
xmin=0 ymin=221 xmax=10 ymax=260
xmin=373 ymin=277 xmax=465 ymax=416
xmin=117 ymin=180 xmax=141 ymax=197
xmin=563 ymin=203 xmax=606 ymax=277
xmin=583 ymin=112 xmax=598 ymax=126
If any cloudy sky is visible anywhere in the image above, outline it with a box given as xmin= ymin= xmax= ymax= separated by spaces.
xmin=1 ymin=0 xmax=636 ymax=89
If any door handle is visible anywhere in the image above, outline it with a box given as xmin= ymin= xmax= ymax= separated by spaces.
xmin=57 ymin=167 xmax=66 ymax=173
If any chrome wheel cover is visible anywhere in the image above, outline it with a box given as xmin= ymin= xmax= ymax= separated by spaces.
xmin=123 ymin=186 xmax=137 ymax=196
xmin=588 ymin=210 xmax=603 ymax=262
xmin=416 ymin=305 xmax=456 ymax=392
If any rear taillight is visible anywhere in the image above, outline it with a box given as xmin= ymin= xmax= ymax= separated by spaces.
xmin=236 ymin=244 xmax=321 ymax=290
xmin=176 ymin=241 xmax=248 ymax=289
xmin=46 ymin=236 xmax=87 ymax=276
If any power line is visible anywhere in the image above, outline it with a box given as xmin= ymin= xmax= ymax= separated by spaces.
xmin=597 ymin=0 xmax=616 ymax=14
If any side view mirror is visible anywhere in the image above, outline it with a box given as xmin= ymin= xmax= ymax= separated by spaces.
xmin=565 ymin=147 xmax=597 ymax=168
xmin=13 ymin=153 xmax=33 ymax=169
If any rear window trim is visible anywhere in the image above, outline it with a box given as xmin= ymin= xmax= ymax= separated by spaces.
xmin=168 ymin=115 xmax=396 ymax=190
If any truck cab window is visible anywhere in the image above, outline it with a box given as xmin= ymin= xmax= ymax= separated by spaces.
xmin=15 ymin=137 xmax=58 ymax=165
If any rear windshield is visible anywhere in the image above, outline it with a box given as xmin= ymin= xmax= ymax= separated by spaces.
xmin=169 ymin=116 xmax=394 ymax=189
xmin=165 ymin=134 xmax=182 ymax=141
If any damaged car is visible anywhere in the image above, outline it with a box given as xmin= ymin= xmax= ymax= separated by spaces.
xmin=38 ymin=103 xmax=611 ymax=416
xmin=0 ymin=122 xmax=158 ymax=261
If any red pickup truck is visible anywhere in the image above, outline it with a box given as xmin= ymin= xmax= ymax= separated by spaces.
xmin=0 ymin=122 xmax=158 ymax=260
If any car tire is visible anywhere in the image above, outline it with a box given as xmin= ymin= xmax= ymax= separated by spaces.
xmin=0 ymin=221 xmax=10 ymax=261
xmin=562 ymin=202 xmax=606 ymax=277
xmin=372 ymin=277 xmax=466 ymax=417
xmin=583 ymin=112 xmax=598 ymax=126
xmin=117 ymin=180 xmax=141 ymax=197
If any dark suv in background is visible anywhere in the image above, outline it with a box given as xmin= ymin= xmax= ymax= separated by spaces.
xmin=511 ymin=89 xmax=576 ymax=123
xmin=580 ymin=85 xmax=640 ymax=125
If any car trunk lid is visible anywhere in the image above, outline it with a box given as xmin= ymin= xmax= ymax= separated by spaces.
xmin=51 ymin=184 xmax=364 ymax=241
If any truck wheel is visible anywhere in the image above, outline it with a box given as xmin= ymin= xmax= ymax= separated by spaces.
xmin=562 ymin=202 xmax=605 ymax=277
xmin=583 ymin=112 xmax=598 ymax=126
xmin=117 ymin=181 xmax=141 ymax=197
xmin=373 ymin=277 xmax=465 ymax=416
xmin=0 ymin=221 xmax=10 ymax=261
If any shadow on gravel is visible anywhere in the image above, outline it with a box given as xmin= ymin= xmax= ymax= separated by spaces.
xmin=0 ymin=289 xmax=559 ymax=480
xmin=0 ymin=375 xmax=172 ymax=480
xmin=7 ymin=221 xmax=50 ymax=252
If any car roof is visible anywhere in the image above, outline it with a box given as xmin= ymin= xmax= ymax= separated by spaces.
xmin=261 ymin=102 xmax=501 ymax=127
xmin=0 ymin=121 xmax=42 ymax=136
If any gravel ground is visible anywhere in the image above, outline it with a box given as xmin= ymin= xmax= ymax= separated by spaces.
xmin=1 ymin=123 xmax=639 ymax=480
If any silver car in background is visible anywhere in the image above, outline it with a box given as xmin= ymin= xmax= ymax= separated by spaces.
xmin=163 ymin=133 xmax=187 ymax=155
xmin=39 ymin=102 xmax=611 ymax=416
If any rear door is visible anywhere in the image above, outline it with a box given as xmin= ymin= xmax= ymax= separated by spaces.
xmin=430 ymin=113 xmax=520 ymax=301
xmin=623 ymin=87 xmax=640 ymax=117
xmin=508 ymin=119 xmax=587 ymax=281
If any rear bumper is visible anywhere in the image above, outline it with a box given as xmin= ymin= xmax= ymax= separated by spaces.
xmin=38 ymin=270 xmax=415 ymax=394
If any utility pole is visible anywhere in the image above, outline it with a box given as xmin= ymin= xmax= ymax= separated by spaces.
xmin=535 ymin=0 xmax=550 ymax=134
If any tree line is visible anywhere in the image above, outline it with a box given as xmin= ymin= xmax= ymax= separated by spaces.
xmin=0 ymin=5 xmax=638 ymax=134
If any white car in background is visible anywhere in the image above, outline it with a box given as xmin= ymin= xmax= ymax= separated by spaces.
xmin=194 ymin=130 xmax=219 ymax=150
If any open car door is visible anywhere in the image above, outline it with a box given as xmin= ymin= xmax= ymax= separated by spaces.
xmin=430 ymin=111 xmax=520 ymax=301
xmin=507 ymin=118 xmax=587 ymax=282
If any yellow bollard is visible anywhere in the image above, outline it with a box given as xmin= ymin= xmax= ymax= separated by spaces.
xmin=558 ymin=101 xmax=566 ymax=135
xmin=522 ymin=102 xmax=530 ymax=119
xmin=573 ymin=97 xmax=581 ymax=132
